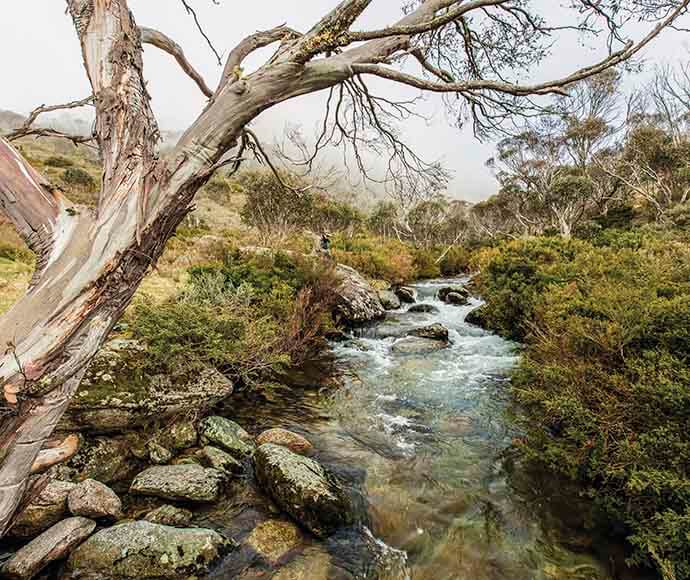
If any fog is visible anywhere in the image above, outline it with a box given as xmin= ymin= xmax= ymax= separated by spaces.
xmin=1 ymin=1 xmax=688 ymax=201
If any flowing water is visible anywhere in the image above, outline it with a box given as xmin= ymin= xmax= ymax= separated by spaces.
xmin=223 ymin=278 xmax=640 ymax=579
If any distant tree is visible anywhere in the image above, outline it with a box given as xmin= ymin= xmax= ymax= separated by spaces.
xmin=368 ymin=201 xmax=401 ymax=240
xmin=238 ymin=170 xmax=314 ymax=244
xmin=0 ymin=0 xmax=687 ymax=536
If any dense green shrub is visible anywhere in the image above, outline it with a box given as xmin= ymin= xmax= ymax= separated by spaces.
xmin=332 ymin=234 xmax=416 ymax=283
xmin=438 ymin=246 xmax=471 ymax=276
xmin=62 ymin=167 xmax=96 ymax=190
xmin=411 ymin=248 xmax=441 ymax=279
xmin=474 ymin=232 xmax=690 ymax=578
xmin=131 ymin=249 xmax=338 ymax=383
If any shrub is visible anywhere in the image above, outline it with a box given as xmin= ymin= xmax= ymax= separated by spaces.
xmin=438 ymin=246 xmax=471 ymax=276
xmin=411 ymin=248 xmax=440 ymax=279
xmin=473 ymin=231 xmax=690 ymax=578
xmin=62 ymin=167 xmax=97 ymax=190
xmin=44 ymin=155 xmax=74 ymax=168
xmin=331 ymin=234 xmax=416 ymax=283
xmin=131 ymin=248 xmax=338 ymax=384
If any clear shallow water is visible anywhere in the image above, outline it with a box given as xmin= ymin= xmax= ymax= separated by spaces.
xmin=225 ymin=278 xmax=640 ymax=579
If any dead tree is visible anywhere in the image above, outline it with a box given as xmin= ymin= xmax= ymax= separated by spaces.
xmin=0 ymin=0 xmax=688 ymax=536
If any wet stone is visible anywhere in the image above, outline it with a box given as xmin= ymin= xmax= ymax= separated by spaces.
xmin=256 ymin=428 xmax=313 ymax=456
xmin=2 ymin=517 xmax=96 ymax=580
xmin=198 ymin=445 xmax=244 ymax=475
xmin=144 ymin=505 xmax=193 ymax=528
xmin=245 ymin=519 xmax=304 ymax=564
xmin=377 ymin=290 xmax=401 ymax=311
xmin=67 ymin=479 xmax=121 ymax=520
xmin=199 ymin=416 xmax=255 ymax=460
xmin=130 ymin=464 xmax=225 ymax=502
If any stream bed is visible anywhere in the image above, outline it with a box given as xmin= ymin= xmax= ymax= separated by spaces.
xmin=215 ymin=278 xmax=638 ymax=579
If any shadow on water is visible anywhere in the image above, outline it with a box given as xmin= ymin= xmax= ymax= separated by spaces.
xmin=213 ymin=277 xmax=652 ymax=580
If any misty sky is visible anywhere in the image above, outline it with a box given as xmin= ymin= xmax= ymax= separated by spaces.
xmin=1 ymin=2 xmax=688 ymax=201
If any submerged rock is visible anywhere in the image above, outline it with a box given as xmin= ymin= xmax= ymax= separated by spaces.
xmin=408 ymin=323 xmax=449 ymax=342
xmin=394 ymin=286 xmax=416 ymax=304
xmin=408 ymin=303 xmax=439 ymax=314
xmin=256 ymin=428 xmax=313 ymax=456
xmin=68 ymin=479 xmax=121 ymax=520
xmin=60 ymin=340 xmax=233 ymax=433
xmin=199 ymin=416 xmax=255 ymax=460
xmin=377 ymin=290 xmax=401 ymax=311
xmin=254 ymin=444 xmax=358 ymax=537
xmin=197 ymin=445 xmax=244 ymax=475
xmin=64 ymin=521 xmax=234 ymax=579
xmin=392 ymin=337 xmax=449 ymax=355
xmin=2 ymin=517 xmax=96 ymax=580
xmin=246 ymin=519 xmax=304 ymax=564
xmin=334 ymin=264 xmax=385 ymax=325
xmin=130 ymin=464 xmax=225 ymax=502
xmin=9 ymin=480 xmax=76 ymax=539
xmin=144 ymin=505 xmax=193 ymax=528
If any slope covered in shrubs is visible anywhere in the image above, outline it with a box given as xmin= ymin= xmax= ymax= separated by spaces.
xmin=472 ymin=228 xmax=690 ymax=578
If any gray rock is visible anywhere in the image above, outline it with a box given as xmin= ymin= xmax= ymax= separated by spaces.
xmin=2 ymin=517 xmax=96 ymax=580
xmin=198 ymin=416 xmax=254 ymax=460
xmin=408 ymin=303 xmax=439 ymax=314
xmin=408 ymin=323 xmax=450 ymax=342
xmin=60 ymin=340 xmax=233 ymax=433
xmin=147 ymin=441 xmax=173 ymax=465
xmin=394 ymin=286 xmax=416 ymax=304
xmin=197 ymin=445 xmax=244 ymax=475
xmin=391 ymin=337 xmax=449 ymax=355
xmin=446 ymin=291 xmax=469 ymax=305
xmin=334 ymin=264 xmax=385 ymax=325
xmin=377 ymin=290 xmax=401 ymax=311
xmin=144 ymin=505 xmax=193 ymax=528
xmin=64 ymin=521 xmax=234 ymax=579
xmin=8 ymin=480 xmax=76 ymax=539
xmin=130 ymin=464 xmax=224 ymax=502
xmin=438 ymin=285 xmax=470 ymax=304
xmin=68 ymin=479 xmax=121 ymax=520
xmin=67 ymin=436 xmax=142 ymax=485
xmin=254 ymin=444 xmax=357 ymax=538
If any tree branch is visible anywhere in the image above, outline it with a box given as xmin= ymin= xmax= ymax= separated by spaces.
xmin=140 ymin=27 xmax=213 ymax=98
xmin=220 ymin=25 xmax=302 ymax=86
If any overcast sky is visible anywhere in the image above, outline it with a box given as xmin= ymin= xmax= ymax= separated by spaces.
xmin=1 ymin=2 xmax=688 ymax=201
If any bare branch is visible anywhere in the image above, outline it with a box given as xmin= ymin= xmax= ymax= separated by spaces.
xmin=140 ymin=26 xmax=213 ymax=98
xmin=179 ymin=0 xmax=223 ymax=65
xmin=5 ymin=96 xmax=95 ymax=145
xmin=220 ymin=25 xmax=302 ymax=86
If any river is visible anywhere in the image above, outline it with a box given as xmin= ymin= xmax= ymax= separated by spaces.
xmin=217 ymin=278 xmax=635 ymax=579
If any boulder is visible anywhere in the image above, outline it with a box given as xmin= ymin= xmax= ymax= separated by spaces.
xmin=144 ymin=505 xmax=193 ymax=528
xmin=68 ymin=479 xmax=121 ymax=520
xmin=333 ymin=264 xmax=385 ymax=325
xmin=64 ymin=521 xmax=234 ymax=579
xmin=60 ymin=340 xmax=233 ymax=433
xmin=245 ymin=519 xmax=304 ymax=564
xmin=8 ymin=480 xmax=76 ymax=539
xmin=446 ymin=291 xmax=469 ymax=305
xmin=198 ymin=416 xmax=254 ymax=460
xmin=391 ymin=337 xmax=448 ymax=355
xmin=66 ymin=435 xmax=142 ymax=485
xmin=197 ymin=445 xmax=244 ymax=475
xmin=256 ymin=429 xmax=313 ymax=456
xmin=146 ymin=441 xmax=172 ymax=465
xmin=408 ymin=323 xmax=450 ymax=342
xmin=377 ymin=290 xmax=401 ymax=311
xmin=130 ymin=464 xmax=224 ymax=502
xmin=2 ymin=517 xmax=96 ymax=580
xmin=254 ymin=444 xmax=358 ymax=537
xmin=438 ymin=285 xmax=470 ymax=304
xmin=465 ymin=305 xmax=489 ymax=328
xmin=394 ymin=286 xmax=416 ymax=304
xmin=408 ymin=303 xmax=439 ymax=314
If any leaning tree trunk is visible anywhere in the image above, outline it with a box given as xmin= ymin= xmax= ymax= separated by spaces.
xmin=0 ymin=0 xmax=391 ymax=535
